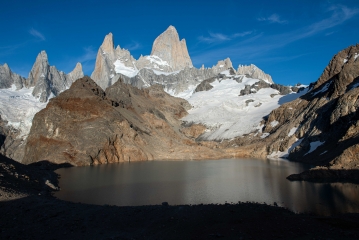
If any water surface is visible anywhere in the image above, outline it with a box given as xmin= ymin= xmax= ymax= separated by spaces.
xmin=55 ymin=158 xmax=359 ymax=215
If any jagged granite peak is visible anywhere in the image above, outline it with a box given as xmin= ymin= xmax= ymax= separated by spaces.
xmin=101 ymin=32 xmax=115 ymax=55
xmin=150 ymin=25 xmax=193 ymax=71
xmin=29 ymin=50 xmax=78 ymax=102
xmin=27 ymin=50 xmax=50 ymax=88
xmin=237 ymin=64 xmax=273 ymax=84
xmin=212 ymin=58 xmax=234 ymax=74
xmin=68 ymin=62 xmax=84 ymax=82
xmin=0 ymin=63 xmax=25 ymax=89
xmin=91 ymin=33 xmax=138 ymax=90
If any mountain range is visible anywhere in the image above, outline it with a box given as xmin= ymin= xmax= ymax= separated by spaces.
xmin=0 ymin=25 xmax=358 ymax=180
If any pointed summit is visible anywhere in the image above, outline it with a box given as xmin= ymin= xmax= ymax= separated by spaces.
xmin=101 ymin=32 xmax=115 ymax=54
xmin=150 ymin=25 xmax=193 ymax=71
xmin=68 ymin=62 xmax=84 ymax=82
xmin=27 ymin=50 xmax=50 ymax=87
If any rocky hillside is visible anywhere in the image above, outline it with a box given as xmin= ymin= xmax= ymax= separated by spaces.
xmin=23 ymin=76 xmax=237 ymax=166
xmin=222 ymin=44 xmax=359 ymax=179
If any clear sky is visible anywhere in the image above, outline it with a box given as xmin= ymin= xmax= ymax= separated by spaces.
xmin=1 ymin=0 xmax=358 ymax=85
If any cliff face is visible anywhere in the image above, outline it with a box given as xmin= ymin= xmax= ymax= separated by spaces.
xmin=23 ymin=77 xmax=235 ymax=166
xmin=150 ymin=26 xmax=193 ymax=71
xmin=0 ymin=64 xmax=26 ymax=90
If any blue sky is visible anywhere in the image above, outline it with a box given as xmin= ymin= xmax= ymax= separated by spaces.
xmin=1 ymin=0 xmax=358 ymax=85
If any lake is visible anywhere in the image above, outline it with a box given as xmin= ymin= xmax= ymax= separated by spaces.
xmin=55 ymin=158 xmax=359 ymax=216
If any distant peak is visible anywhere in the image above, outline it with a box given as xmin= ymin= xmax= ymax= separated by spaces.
xmin=101 ymin=33 xmax=115 ymax=53
xmin=39 ymin=50 xmax=48 ymax=59
xmin=167 ymin=25 xmax=177 ymax=31
xmin=74 ymin=62 xmax=82 ymax=70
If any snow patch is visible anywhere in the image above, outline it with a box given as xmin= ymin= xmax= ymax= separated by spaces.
xmin=146 ymin=55 xmax=170 ymax=67
xmin=304 ymin=141 xmax=325 ymax=156
xmin=288 ymin=127 xmax=297 ymax=137
xmin=114 ymin=60 xmax=138 ymax=78
xmin=267 ymin=138 xmax=303 ymax=160
xmin=270 ymin=120 xmax=279 ymax=127
xmin=261 ymin=133 xmax=270 ymax=138
xmin=311 ymin=82 xmax=330 ymax=96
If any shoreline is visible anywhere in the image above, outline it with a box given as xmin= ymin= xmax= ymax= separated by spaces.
xmin=2 ymin=155 xmax=359 ymax=239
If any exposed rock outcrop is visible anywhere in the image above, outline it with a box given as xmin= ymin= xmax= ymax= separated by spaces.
xmin=23 ymin=77 xmax=236 ymax=166
xmin=150 ymin=26 xmax=193 ymax=71
xmin=0 ymin=116 xmax=25 ymax=162
xmin=0 ymin=64 xmax=25 ymax=90
xmin=212 ymin=58 xmax=234 ymax=74
xmin=237 ymin=64 xmax=273 ymax=83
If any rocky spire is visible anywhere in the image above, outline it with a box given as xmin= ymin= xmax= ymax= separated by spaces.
xmin=68 ymin=62 xmax=84 ymax=82
xmin=27 ymin=50 xmax=50 ymax=88
xmin=28 ymin=50 xmax=78 ymax=102
xmin=91 ymin=33 xmax=117 ymax=89
xmin=150 ymin=25 xmax=193 ymax=71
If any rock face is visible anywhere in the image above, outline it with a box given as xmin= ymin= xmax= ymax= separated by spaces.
xmin=225 ymin=44 xmax=359 ymax=178
xmin=91 ymin=33 xmax=138 ymax=90
xmin=129 ymin=67 xmax=215 ymax=96
xmin=0 ymin=116 xmax=25 ymax=161
xmin=28 ymin=51 xmax=83 ymax=102
xmin=0 ymin=64 xmax=25 ymax=90
xmin=150 ymin=25 xmax=193 ymax=71
xmin=212 ymin=58 xmax=234 ymax=74
xmin=67 ymin=63 xmax=84 ymax=82
xmin=23 ymin=76 xmax=236 ymax=166
xmin=237 ymin=64 xmax=273 ymax=83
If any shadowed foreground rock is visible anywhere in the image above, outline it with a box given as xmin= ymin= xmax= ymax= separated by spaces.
xmin=287 ymin=168 xmax=359 ymax=182
xmin=1 ymin=155 xmax=359 ymax=240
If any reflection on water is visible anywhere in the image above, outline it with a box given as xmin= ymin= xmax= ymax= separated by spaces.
xmin=55 ymin=159 xmax=359 ymax=216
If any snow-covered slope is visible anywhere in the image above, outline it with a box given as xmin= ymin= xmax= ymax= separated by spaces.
xmin=0 ymin=85 xmax=51 ymax=137
xmin=182 ymin=72 xmax=307 ymax=140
